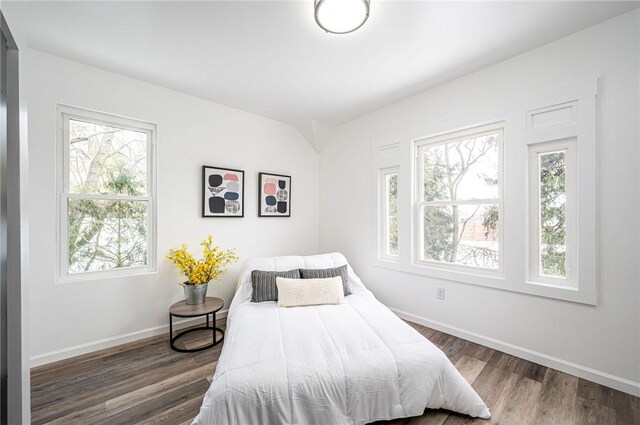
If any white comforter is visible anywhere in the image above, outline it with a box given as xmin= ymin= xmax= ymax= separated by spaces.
xmin=193 ymin=253 xmax=490 ymax=425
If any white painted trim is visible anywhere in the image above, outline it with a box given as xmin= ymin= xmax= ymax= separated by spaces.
xmin=30 ymin=309 xmax=228 ymax=368
xmin=390 ymin=307 xmax=640 ymax=397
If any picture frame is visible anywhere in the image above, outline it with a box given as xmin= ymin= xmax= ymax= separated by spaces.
xmin=258 ymin=172 xmax=291 ymax=217
xmin=202 ymin=165 xmax=245 ymax=217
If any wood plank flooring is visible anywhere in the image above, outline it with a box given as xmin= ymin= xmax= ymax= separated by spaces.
xmin=31 ymin=318 xmax=640 ymax=425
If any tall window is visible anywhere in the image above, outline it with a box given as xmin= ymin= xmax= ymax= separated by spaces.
xmin=59 ymin=106 xmax=156 ymax=279
xmin=415 ymin=124 xmax=502 ymax=271
xmin=528 ymin=139 xmax=576 ymax=286
xmin=380 ymin=167 xmax=399 ymax=259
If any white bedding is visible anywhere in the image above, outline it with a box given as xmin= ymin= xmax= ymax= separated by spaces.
xmin=193 ymin=253 xmax=490 ymax=425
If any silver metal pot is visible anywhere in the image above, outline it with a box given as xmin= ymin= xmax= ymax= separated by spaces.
xmin=183 ymin=282 xmax=208 ymax=305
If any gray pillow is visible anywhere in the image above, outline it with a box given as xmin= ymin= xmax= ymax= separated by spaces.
xmin=251 ymin=269 xmax=301 ymax=302
xmin=299 ymin=265 xmax=351 ymax=296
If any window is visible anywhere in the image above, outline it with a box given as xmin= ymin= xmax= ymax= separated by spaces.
xmin=380 ymin=167 xmax=399 ymax=259
xmin=415 ymin=124 xmax=503 ymax=272
xmin=528 ymin=139 xmax=577 ymax=286
xmin=372 ymin=81 xmax=596 ymax=304
xmin=58 ymin=106 xmax=156 ymax=280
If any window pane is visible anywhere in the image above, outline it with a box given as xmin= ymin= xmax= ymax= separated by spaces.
xmin=423 ymin=133 xmax=499 ymax=201
xmin=422 ymin=203 xmax=499 ymax=269
xmin=539 ymin=151 xmax=566 ymax=277
xmin=68 ymin=198 xmax=148 ymax=273
xmin=69 ymin=119 xmax=148 ymax=195
xmin=385 ymin=173 xmax=398 ymax=256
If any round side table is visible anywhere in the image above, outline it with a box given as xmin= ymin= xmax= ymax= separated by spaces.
xmin=169 ymin=297 xmax=224 ymax=353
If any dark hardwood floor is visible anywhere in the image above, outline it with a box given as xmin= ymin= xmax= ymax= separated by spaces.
xmin=31 ymin=318 xmax=640 ymax=425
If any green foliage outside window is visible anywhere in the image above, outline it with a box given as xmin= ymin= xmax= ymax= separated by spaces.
xmin=66 ymin=120 xmax=150 ymax=273
xmin=387 ymin=173 xmax=398 ymax=255
xmin=538 ymin=151 xmax=566 ymax=277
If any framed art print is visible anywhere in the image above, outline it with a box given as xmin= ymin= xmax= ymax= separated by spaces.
xmin=258 ymin=172 xmax=291 ymax=217
xmin=202 ymin=166 xmax=244 ymax=217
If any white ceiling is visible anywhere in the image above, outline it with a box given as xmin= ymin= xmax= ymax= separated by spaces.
xmin=6 ymin=0 xmax=639 ymax=149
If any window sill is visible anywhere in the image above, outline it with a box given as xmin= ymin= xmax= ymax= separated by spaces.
xmin=374 ymin=257 xmax=504 ymax=286
xmin=372 ymin=260 xmax=597 ymax=306
xmin=56 ymin=266 xmax=158 ymax=284
xmin=522 ymin=280 xmax=596 ymax=305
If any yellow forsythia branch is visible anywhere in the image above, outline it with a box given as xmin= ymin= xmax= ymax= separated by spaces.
xmin=166 ymin=236 xmax=239 ymax=285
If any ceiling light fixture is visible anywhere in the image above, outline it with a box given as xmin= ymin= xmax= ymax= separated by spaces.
xmin=314 ymin=0 xmax=370 ymax=34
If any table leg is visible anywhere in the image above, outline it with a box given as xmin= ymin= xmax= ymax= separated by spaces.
xmin=169 ymin=314 xmax=174 ymax=350
xmin=212 ymin=312 xmax=216 ymax=344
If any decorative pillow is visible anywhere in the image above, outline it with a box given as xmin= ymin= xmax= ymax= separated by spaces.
xmin=276 ymin=276 xmax=344 ymax=308
xmin=251 ymin=269 xmax=301 ymax=302
xmin=299 ymin=265 xmax=351 ymax=296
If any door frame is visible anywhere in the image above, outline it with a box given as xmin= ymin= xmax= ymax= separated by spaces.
xmin=1 ymin=10 xmax=26 ymax=425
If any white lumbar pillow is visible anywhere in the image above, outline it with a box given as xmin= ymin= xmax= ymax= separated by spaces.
xmin=276 ymin=276 xmax=345 ymax=308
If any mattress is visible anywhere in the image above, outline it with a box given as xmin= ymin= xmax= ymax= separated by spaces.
xmin=192 ymin=253 xmax=490 ymax=424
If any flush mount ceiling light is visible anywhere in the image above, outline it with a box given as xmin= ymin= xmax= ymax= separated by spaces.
xmin=314 ymin=0 xmax=370 ymax=34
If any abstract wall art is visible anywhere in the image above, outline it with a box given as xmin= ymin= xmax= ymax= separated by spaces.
xmin=202 ymin=166 xmax=244 ymax=217
xmin=258 ymin=172 xmax=291 ymax=217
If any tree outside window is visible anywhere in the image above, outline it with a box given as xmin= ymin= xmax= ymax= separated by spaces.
xmin=61 ymin=109 xmax=155 ymax=277
xmin=419 ymin=130 xmax=501 ymax=270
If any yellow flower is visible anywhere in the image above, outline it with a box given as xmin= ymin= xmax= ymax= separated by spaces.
xmin=166 ymin=235 xmax=239 ymax=285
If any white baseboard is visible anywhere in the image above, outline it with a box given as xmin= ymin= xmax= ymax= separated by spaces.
xmin=390 ymin=307 xmax=640 ymax=397
xmin=30 ymin=309 xmax=228 ymax=368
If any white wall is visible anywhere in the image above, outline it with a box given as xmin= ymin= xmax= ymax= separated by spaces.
xmin=12 ymin=2 xmax=640 ymax=399
xmin=320 ymin=10 xmax=640 ymax=395
xmin=26 ymin=49 xmax=320 ymax=363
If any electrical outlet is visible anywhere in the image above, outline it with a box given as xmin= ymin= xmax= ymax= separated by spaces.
xmin=436 ymin=287 xmax=445 ymax=300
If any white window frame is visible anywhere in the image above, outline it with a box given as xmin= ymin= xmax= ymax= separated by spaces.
xmin=414 ymin=122 xmax=504 ymax=276
xmin=57 ymin=105 xmax=157 ymax=282
xmin=379 ymin=166 xmax=399 ymax=261
xmin=370 ymin=79 xmax=597 ymax=305
xmin=528 ymin=138 xmax=577 ymax=288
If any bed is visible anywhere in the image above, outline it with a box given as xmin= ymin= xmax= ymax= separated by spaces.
xmin=192 ymin=253 xmax=490 ymax=425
